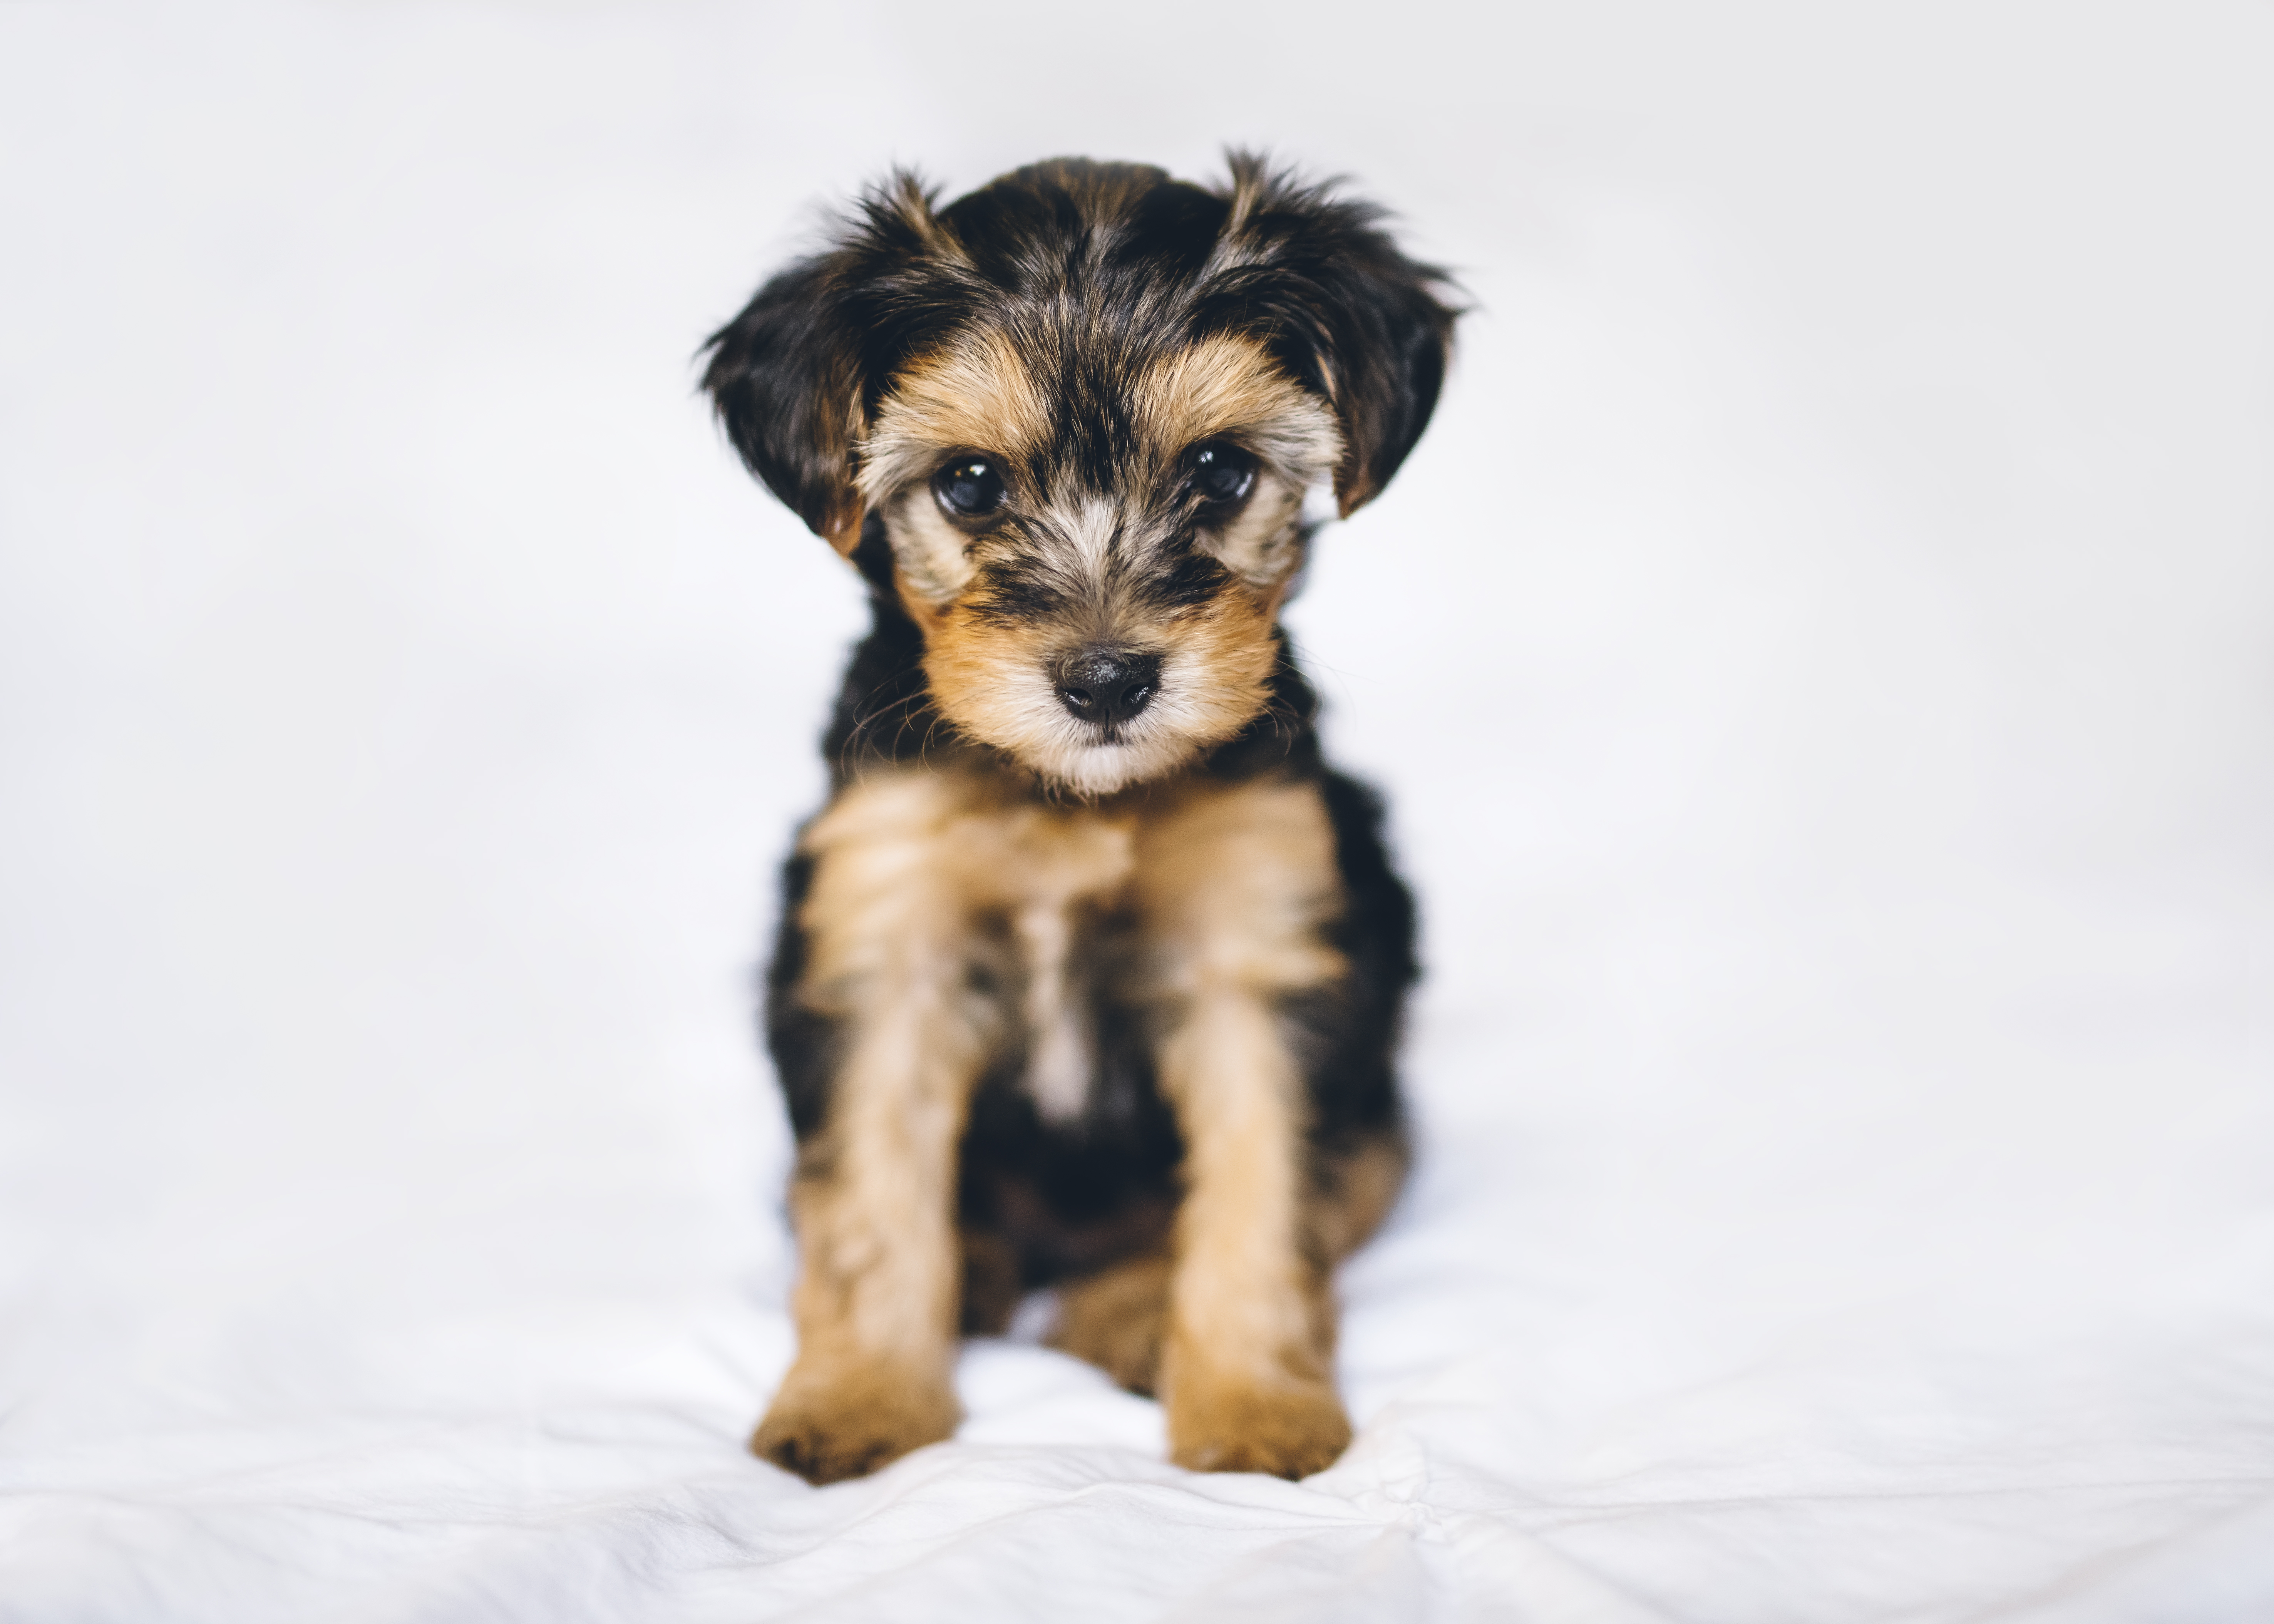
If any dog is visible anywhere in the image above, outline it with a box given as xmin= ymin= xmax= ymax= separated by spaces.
xmin=702 ymin=154 xmax=1456 ymax=1483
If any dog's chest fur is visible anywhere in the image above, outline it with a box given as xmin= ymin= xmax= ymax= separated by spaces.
xmin=795 ymin=764 xmax=1345 ymax=1125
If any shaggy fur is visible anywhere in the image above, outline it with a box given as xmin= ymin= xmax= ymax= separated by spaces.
xmin=704 ymin=154 xmax=1455 ymax=1483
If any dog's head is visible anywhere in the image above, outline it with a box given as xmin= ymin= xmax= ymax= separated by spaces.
xmin=705 ymin=155 xmax=1456 ymax=796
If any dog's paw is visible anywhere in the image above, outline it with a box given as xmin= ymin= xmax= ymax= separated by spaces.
xmin=1049 ymin=1254 xmax=1172 ymax=1395
xmin=1165 ymin=1374 xmax=1353 ymax=1479
xmin=751 ymin=1359 xmax=959 ymax=1485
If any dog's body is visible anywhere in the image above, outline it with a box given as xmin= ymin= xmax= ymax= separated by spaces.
xmin=705 ymin=156 xmax=1455 ymax=1483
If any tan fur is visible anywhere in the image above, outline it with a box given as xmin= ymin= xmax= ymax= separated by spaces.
xmin=853 ymin=331 xmax=1341 ymax=792
xmin=716 ymin=157 xmax=1448 ymax=1488
xmin=754 ymin=1346 xmax=962 ymax=1484
xmin=1129 ymin=779 xmax=1355 ymax=1477
xmin=1211 ymin=154 xmax=1273 ymax=263
xmin=809 ymin=379 xmax=869 ymax=558
xmin=1050 ymin=1132 xmax=1406 ymax=1398
xmin=1200 ymin=470 xmax=1308 ymax=589
xmin=1130 ymin=335 xmax=1340 ymax=589
xmin=859 ymin=329 xmax=1053 ymax=507
xmin=766 ymin=767 xmax=1384 ymax=1479
xmin=1131 ymin=334 xmax=1309 ymax=445
xmin=1013 ymin=896 xmax=1090 ymax=1123
xmin=1132 ymin=336 xmax=1341 ymax=487
xmin=879 ymin=482 xmax=979 ymax=606
xmin=1308 ymin=1132 xmax=1411 ymax=1263
xmin=760 ymin=769 xmax=1148 ymax=1477
xmin=754 ymin=773 xmax=999 ymax=1480
xmin=1050 ymin=1252 xmax=1173 ymax=1393
xmin=921 ymin=579 xmax=1280 ymax=797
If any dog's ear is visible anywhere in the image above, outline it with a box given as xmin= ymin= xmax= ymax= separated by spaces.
xmin=704 ymin=175 xmax=961 ymax=554
xmin=702 ymin=253 xmax=867 ymax=554
xmin=1212 ymin=154 xmax=1460 ymax=517
xmin=1311 ymin=242 xmax=1457 ymax=518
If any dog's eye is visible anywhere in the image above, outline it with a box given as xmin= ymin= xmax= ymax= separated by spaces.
xmin=1190 ymin=443 xmax=1256 ymax=508
xmin=932 ymin=457 xmax=1006 ymax=519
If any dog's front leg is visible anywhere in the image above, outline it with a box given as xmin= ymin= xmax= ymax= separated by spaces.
xmin=754 ymin=777 xmax=991 ymax=1484
xmin=1140 ymin=782 xmax=1353 ymax=1479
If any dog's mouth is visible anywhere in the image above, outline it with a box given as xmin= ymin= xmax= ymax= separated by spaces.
xmin=1007 ymin=659 xmax=1212 ymax=795
xmin=1037 ymin=703 xmax=1180 ymax=791
xmin=928 ymin=670 xmax=1256 ymax=799
xmin=921 ymin=601 xmax=1280 ymax=796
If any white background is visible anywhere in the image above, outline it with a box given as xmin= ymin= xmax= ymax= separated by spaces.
xmin=1 ymin=3 xmax=2269 ymax=1619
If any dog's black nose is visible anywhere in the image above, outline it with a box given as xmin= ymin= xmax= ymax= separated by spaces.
xmin=1052 ymin=646 xmax=1161 ymax=726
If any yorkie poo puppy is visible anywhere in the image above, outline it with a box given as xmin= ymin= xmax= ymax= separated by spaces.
xmin=703 ymin=154 xmax=1455 ymax=1483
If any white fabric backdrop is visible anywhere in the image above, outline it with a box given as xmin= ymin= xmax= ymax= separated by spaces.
xmin=2 ymin=3 xmax=2269 ymax=1619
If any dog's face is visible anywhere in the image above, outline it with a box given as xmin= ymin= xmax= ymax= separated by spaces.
xmin=706 ymin=156 xmax=1455 ymax=795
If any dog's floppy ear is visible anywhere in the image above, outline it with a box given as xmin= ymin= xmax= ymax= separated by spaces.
xmin=1311 ymin=241 xmax=1457 ymax=517
xmin=1212 ymin=153 xmax=1460 ymax=517
xmin=702 ymin=253 xmax=866 ymax=554
xmin=704 ymin=175 xmax=963 ymax=554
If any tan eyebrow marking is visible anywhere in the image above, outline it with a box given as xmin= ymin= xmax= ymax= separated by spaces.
xmin=859 ymin=328 xmax=1053 ymax=503
xmin=1129 ymin=333 xmax=1342 ymax=475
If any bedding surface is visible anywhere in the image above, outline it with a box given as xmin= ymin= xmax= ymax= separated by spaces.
xmin=3 ymin=3 xmax=2270 ymax=1619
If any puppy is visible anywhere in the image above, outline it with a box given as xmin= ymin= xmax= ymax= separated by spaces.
xmin=703 ymin=154 xmax=1455 ymax=1483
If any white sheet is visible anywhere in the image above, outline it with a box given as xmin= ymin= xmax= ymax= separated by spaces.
xmin=3 ymin=3 xmax=2270 ymax=1619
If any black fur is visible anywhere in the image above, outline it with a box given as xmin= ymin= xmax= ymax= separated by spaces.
xmin=702 ymin=154 xmax=1457 ymax=532
xmin=702 ymin=256 xmax=861 ymax=542
xmin=762 ymin=554 xmax=1417 ymax=1291
xmin=722 ymin=155 xmax=1450 ymax=1332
